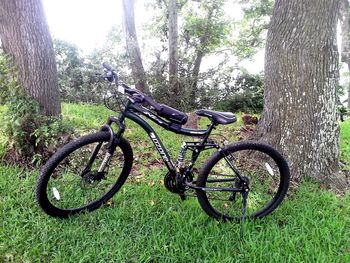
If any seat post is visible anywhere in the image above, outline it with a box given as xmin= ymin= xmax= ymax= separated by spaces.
xmin=200 ymin=122 xmax=216 ymax=146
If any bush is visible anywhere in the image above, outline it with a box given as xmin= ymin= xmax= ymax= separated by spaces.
xmin=216 ymin=71 xmax=264 ymax=114
xmin=0 ymin=54 xmax=73 ymax=166
xmin=217 ymin=89 xmax=264 ymax=113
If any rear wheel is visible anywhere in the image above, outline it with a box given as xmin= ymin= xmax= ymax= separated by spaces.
xmin=36 ymin=132 xmax=133 ymax=218
xmin=196 ymin=141 xmax=290 ymax=220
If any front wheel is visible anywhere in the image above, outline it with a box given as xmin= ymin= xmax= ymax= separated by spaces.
xmin=196 ymin=141 xmax=290 ymax=220
xmin=36 ymin=132 xmax=133 ymax=218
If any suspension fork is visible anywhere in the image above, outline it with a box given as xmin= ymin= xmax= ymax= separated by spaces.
xmin=81 ymin=116 xmax=126 ymax=176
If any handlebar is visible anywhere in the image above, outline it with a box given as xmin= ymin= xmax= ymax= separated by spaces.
xmin=101 ymin=62 xmax=188 ymax=125
xmin=102 ymin=62 xmax=161 ymax=111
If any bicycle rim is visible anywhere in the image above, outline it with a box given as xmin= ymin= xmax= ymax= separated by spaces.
xmin=199 ymin=145 xmax=287 ymax=220
xmin=45 ymin=139 xmax=126 ymax=211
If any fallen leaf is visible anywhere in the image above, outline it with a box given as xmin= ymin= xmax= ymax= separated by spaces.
xmin=106 ymin=200 xmax=114 ymax=206
xmin=4 ymin=253 xmax=14 ymax=261
xmin=320 ymin=184 xmax=327 ymax=190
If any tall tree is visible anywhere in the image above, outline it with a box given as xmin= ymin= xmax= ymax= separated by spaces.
xmin=182 ymin=0 xmax=229 ymax=109
xmin=257 ymin=0 xmax=347 ymax=189
xmin=0 ymin=0 xmax=61 ymax=116
xmin=168 ymin=0 xmax=180 ymax=108
xmin=122 ymin=0 xmax=149 ymax=93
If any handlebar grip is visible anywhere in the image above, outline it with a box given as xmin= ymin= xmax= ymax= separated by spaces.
xmin=102 ymin=62 xmax=119 ymax=83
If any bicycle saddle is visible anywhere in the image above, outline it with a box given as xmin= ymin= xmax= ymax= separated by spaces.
xmin=195 ymin=109 xmax=236 ymax=125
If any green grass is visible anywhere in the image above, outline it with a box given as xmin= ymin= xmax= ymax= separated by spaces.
xmin=1 ymin=103 xmax=350 ymax=262
xmin=61 ymin=103 xmax=115 ymax=132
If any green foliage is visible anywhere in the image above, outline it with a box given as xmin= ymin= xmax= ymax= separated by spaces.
xmin=0 ymin=52 xmax=19 ymax=104
xmin=142 ymin=0 xmax=236 ymax=110
xmin=339 ymin=105 xmax=348 ymax=122
xmin=47 ymin=1 xmax=274 ymax=113
xmin=218 ymin=90 xmax=264 ymax=114
xmin=233 ymin=0 xmax=274 ymax=59
xmin=61 ymin=102 xmax=115 ymax=132
xmin=212 ymin=70 xmax=264 ymax=113
xmin=182 ymin=0 xmax=230 ymax=54
xmin=53 ymin=30 xmax=130 ymax=104
xmin=0 ymin=92 xmax=72 ymax=166
xmin=0 ymin=54 xmax=73 ymax=166
xmin=340 ymin=120 xmax=350 ymax=170
xmin=54 ymin=39 xmax=85 ymax=101
xmin=50 ymin=1 xmax=270 ymax=112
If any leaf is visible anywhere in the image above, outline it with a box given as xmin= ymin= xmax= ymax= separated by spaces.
xmin=106 ymin=200 xmax=114 ymax=206
xmin=4 ymin=253 xmax=14 ymax=261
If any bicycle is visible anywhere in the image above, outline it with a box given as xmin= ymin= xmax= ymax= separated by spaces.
xmin=36 ymin=63 xmax=290 ymax=225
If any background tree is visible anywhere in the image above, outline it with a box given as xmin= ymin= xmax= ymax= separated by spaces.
xmin=181 ymin=0 xmax=230 ymax=109
xmin=122 ymin=0 xmax=149 ymax=93
xmin=168 ymin=0 xmax=180 ymax=108
xmin=0 ymin=0 xmax=60 ymax=116
xmin=257 ymin=0 xmax=347 ymax=189
xmin=143 ymin=0 xmax=232 ymax=110
xmin=54 ymin=39 xmax=85 ymax=102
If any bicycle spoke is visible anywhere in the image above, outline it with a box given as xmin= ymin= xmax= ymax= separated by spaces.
xmin=196 ymin=143 xmax=289 ymax=220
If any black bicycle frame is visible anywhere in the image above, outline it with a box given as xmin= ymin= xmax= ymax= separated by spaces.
xmin=99 ymin=99 xmax=244 ymax=193
xmin=115 ymin=100 xmax=214 ymax=174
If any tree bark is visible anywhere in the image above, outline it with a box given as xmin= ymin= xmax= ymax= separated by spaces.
xmin=122 ymin=0 xmax=149 ymax=93
xmin=190 ymin=49 xmax=204 ymax=108
xmin=0 ymin=0 xmax=61 ymax=116
xmin=257 ymin=0 xmax=347 ymax=189
xmin=168 ymin=0 xmax=180 ymax=108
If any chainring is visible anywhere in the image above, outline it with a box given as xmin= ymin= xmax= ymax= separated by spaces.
xmin=164 ymin=172 xmax=179 ymax=193
xmin=164 ymin=169 xmax=193 ymax=194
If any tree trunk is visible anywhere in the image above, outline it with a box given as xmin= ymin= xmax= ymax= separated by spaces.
xmin=339 ymin=0 xmax=350 ymax=110
xmin=122 ymin=0 xmax=149 ymax=93
xmin=347 ymin=63 xmax=350 ymax=110
xmin=0 ymin=0 xmax=61 ymax=116
xmin=188 ymin=4 xmax=215 ymax=109
xmin=257 ymin=0 xmax=347 ymax=189
xmin=168 ymin=0 xmax=180 ymax=108
xmin=189 ymin=50 xmax=204 ymax=109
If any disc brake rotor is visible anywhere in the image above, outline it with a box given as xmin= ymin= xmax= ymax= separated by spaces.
xmin=80 ymin=171 xmax=105 ymax=188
